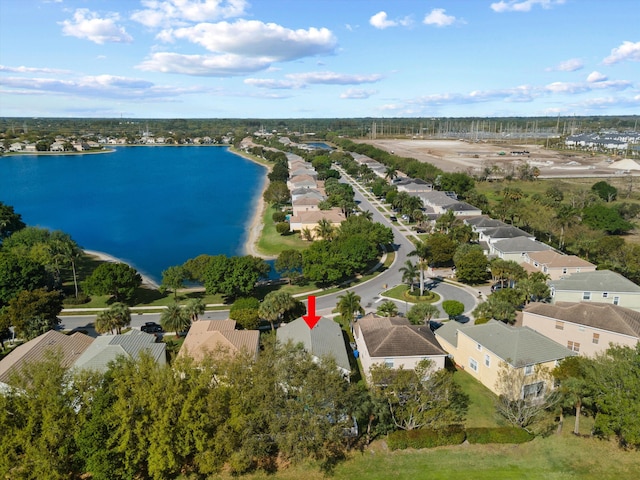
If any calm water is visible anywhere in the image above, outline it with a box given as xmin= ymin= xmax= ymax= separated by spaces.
xmin=0 ymin=147 xmax=266 ymax=283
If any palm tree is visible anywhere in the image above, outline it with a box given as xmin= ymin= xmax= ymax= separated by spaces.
xmin=336 ymin=290 xmax=364 ymax=325
xmin=360 ymin=210 xmax=374 ymax=221
xmin=109 ymin=302 xmax=131 ymax=334
xmin=184 ymin=297 xmax=205 ymax=322
xmin=377 ymin=300 xmax=398 ymax=318
xmin=161 ymin=303 xmax=191 ymax=338
xmin=408 ymin=240 xmax=431 ymax=296
xmin=399 ymin=260 xmax=419 ymax=293
xmin=259 ymin=291 xmax=298 ymax=330
xmin=315 ymin=218 xmax=335 ymax=240
xmin=384 ymin=166 xmax=398 ymax=182
xmin=301 ymin=227 xmax=314 ymax=241
xmin=95 ymin=310 xmax=118 ymax=335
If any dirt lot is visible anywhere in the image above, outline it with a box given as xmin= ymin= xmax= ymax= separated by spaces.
xmin=357 ymin=138 xmax=637 ymax=179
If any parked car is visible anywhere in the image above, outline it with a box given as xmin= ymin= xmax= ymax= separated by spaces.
xmin=141 ymin=322 xmax=163 ymax=333
xmin=389 ymin=215 xmax=398 ymax=222
xmin=491 ymin=280 xmax=510 ymax=292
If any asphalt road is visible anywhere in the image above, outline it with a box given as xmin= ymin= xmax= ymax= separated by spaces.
xmin=60 ymin=165 xmax=478 ymax=335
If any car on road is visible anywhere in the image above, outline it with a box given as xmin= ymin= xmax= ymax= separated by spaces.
xmin=141 ymin=322 xmax=163 ymax=333
xmin=389 ymin=215 xmax=398 ymax=222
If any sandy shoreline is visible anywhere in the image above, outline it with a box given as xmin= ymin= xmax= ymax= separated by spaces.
xmin=84 ymin=249 xmax=160 ymax=289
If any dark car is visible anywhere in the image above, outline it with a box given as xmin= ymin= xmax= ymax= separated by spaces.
xmin=491 ymin=280 xmax=509 ymax=292
xmin=389 ymin=215 xmax=398 ymax=222
xmin=141 ymin=322 xmax=163 ymax=333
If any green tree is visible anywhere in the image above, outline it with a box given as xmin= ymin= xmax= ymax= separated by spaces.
xmin=84 ymin=262 xmax=142 ymax=302
xmin=1 ymin=288 xmax=62 ymax=340
xmin=377 ymin=300 xmax=399 ymax=318
xmin=582 ymin=204 xmax=634 ymax=234
xmin=442 ymin=300 xmax=465 ymax=320
xmin=275 ymin=221 xmax=290 ymax=235
xmin=160 ymin=303 xmax=191 ymax=337
xmin=184 ymin=297 xmax=205 ymax=322
xmin=438 ymin=172 xmax=475 ymax=198
xmin=453 ymin=244 xmax=489 ymax=284
xmin=336 ymin=290 xmax=364 ymax=325
xmin=263 ymin=181 xmax=291 ymax=206
xmin=161 ymin=265 xmax=185 ymax=299
xmin=204 ymin=255 xmax=270 ymax=300
xmin=0 ymin=202 xmax=26 ymax=240
xmin=182 ymin=254 xmax=213 ymax=283
xmin=407 ymin=303 xmax=440 ymax=325
xmin=314 ymin=218 xmax=336 ymax=240
xmin=275 ymin=249 xmax=303 ymax=284
xmin=258 ymin=291 xmax=298 ymax=330
xmin=302 ymin=240 xmax=347 ymax=285
xmin=370 ymin=360 xmax=468 ymax=430
xmin=591 ymin=181 xmax=618 ymax=202
xmin=229 ymin=297 xmax=261 ymax=330
xmin=553 ymin=356 xmax=594 ymax=435
xmin=399 ymin=260 xmax=419 ymax=293
xmin=408 ymin=239 xmax=431 ymax=296
xmin=0 ymin=253 xmax=50 ymax=307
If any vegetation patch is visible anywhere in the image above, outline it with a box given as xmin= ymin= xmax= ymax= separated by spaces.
xmin=387 ymin=426 xmax=466 ymax=450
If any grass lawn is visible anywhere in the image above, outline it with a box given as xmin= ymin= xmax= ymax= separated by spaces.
xmin=453 ymin=368 xmax=504 ymax=428
xmin=256 ymin=205 xmax=308 ymax=256
xmin=383 ymin=284 xmax=440 ymax=304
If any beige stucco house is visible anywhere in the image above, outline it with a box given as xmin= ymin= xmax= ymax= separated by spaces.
xmin=353 ymin=314 xmax=447 ymax=381
xmin=435 ymin=320 xmax=575 ymax=398
xmin=178 ymin=320 xmax=260 ymax=362
xmin=522 ymin=250 xmax=596 ymax=280
xmin=288 ymin=208 xmax=345 ymax=238
xmin=522 ymin=302 xmax=640 ymax=356
xmin=549 ymin=270 xmax=640 ymax=311
xmin=488 ymin=237 xmax=552 ymax=262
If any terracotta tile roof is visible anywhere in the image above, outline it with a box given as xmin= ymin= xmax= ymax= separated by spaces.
xmin=525 ymin=302 xmax=640 ymax=337
xmin=0 ymin=330 xmax=93 ymax=385
xmin=178 ymin=320 xmax=259 ymax=362
xmin=527 ymin=251 xmax=596 ymax=268
xmin=357 ymin=314 xmax=445 ymax=358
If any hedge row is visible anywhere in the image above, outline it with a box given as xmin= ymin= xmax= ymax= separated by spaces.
xmin=466 ymin=427 xmax=534 ymax=444
xmin=387 ymin=426 xmax=533 ymax=450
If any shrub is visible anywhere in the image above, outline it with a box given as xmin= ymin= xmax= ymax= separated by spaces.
xmin=466 ymin=427 xmax=534 ymax=444
xmin=272 ymin=211 xmax=286 ymax=223
xmin=275 ymin=222 xmax=290 ymax=235
xmin=387 ymin=426 xmax=466 ymax=450
xmin=64 ymin=292 xmax=90 ymax=305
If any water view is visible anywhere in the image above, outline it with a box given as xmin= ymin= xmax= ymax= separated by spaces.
xmin=0 ymin=147 xmax=266 ymax=284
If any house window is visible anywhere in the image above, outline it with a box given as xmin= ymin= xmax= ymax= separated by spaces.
xmin=602 ymin=292 xmax=609 ymax=298
xmin=522 ymin=381 xmax=545 ymax=400
xmin=593 ymin=333 xmax=600 ymax=344
xmin=476 ymin=343 xmax=482 ymax=351
xmin=583 ymin=292 xmax=591 ymax=300
xmin=562 ymin=267 xmax=568 ymax=274
xmin=567 ymin=341 xmax=580 ymax=352
xmin=469 ymin=358 xmax=478 ymax=372
xmin=613 ymin=296 xmax=620 ymax=305
xmin=484 ymin=354 xmax=491 ymax=367
xmin=384 ymin=359 xmax=394 ymax=368
xmin=524 ymin=365 xmax=534 ymax=376
xmin=534 ymin=262 xmax=539 ymax=267
xmin=555 ymin=321 xmax=564 ymax=330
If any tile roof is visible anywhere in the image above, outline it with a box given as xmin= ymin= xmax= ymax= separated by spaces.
xmin=356 ymin=314 xmax=446 ymax=358
xmin=464 ymin=216 xmax=507 ymax=229
xmin=0 ymin=330 xmax=93 ymax=384
xmin=73 ymin=330 xmax=166 ymax=372
xmin=526 ymin=251 xmax=596 ymax=268
xmin=492 ymin=237 xmax=552 ymax=253
xmin=482 ymin=225 xmax=533 ymax=239
xmin=277 ymin=317 xmax=351 ymax=373
xmin=178 ymin=320 xmax=259 ymax=362
xmin=550 ymin=270 xmax=640 ymax=293
xmin=437 ymin=320 xmax=575 ymax=367
xmin=525 ymin=302 xmax=640 ymax=338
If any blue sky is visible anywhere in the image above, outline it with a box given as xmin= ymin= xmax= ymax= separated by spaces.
xmin=1 ymin=0 xmax=638 ymax=118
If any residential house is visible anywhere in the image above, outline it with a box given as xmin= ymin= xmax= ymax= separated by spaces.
xmin=489 ymin=237 xmax=552 ymax=262
xmin=178 ymin=320 xmax=260 ymax=362
xmin=415 ymin=191 xmax=459 ymax=214
xmin=277 ymin=317 xmax=351 ymax=377
xmin=290 ymin=188 xmax=325 ymax=202
xmin=478 ymin=225 xmax=534 ymax=245
xmin=435 ymin=320 xmax=575 ymax=398
xmin=73 ymin=330 xmax=166 ymax=372
xmin=290 ymin=167 xmax=318 ymax=179
xmin=8 ymin=142 xmax=23 ymax=152
xmin=522 ymin=302 xmax=640 ymax=356
xmin=292 ymin=196 xmax=321 ymax=216
xmin=396 ymin=178 xmax=433 ymax=193
xmin=523 ymin=250 xmax=596 ymax=280
xmin=464 ymin=216 xmax=508 ymax=233
xmin=289 ymin=208 xmax=345 ymax=238
xmin=549 ymin=270 xmax=640 ymax=311
xmin=0 ymin=330 xmax=93 ymax=388
xmin=287 ymin=174 xmax=317 ymax=190
xmin=353 ymin=313 xmax=447 ymax=380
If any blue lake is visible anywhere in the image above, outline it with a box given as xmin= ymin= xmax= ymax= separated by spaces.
xmin=0 ymin=147 xmax=267 ymax=284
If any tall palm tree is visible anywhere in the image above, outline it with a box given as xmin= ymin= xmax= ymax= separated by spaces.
xmin=259 ymin=291 xmax=298 ymax=330
xmin=109 ymin=302 xmax=131 ymax=334
xmin=95 ymin=310 xmax=118 ymax=335
xmin=399 ymin=260 xmax=419 ymax=293
xmin=184 ymin=297 xmax=205 ymax=322
xmin=336 ymin=290 xmax=364 ymax=325
xmin=161 ymin=303 xmax=191 ymax=338
xmin=409 ymin=240 xmax=431 ymax=296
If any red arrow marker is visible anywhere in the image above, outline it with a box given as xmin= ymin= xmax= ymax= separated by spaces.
xmin=302 ymin=295 xmax=321 ymax=329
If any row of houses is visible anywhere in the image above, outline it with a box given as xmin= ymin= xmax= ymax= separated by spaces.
xmin=565 ymin=131 xmax=640 ymax=152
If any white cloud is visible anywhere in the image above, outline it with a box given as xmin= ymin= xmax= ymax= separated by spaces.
xmin=131 ymin=0 xmax=248 ymax=28
xmin=0 ymin=65 xmax=72 ymax=75
xmin=243 ymin=78 xmax=300 ymax=89
xmin=340 ymin=88 xmax=377 ymax=99
xmin=603 ymin=40 xmax=640 ymax=65
xmin=60 ymin=9 xmax=133 ymax=44
xmin=162 ymin=20 xmax=337 ymax=62
xmin=286 ymin=71 xmax=382 ymax=85
xmin=587 ymin=71 xmax=607 ymax=83
xmin=490 ymin=0 xmax=565 ymax=13
xmin=547 ymin=58 xmax=584 ymax=72
xmin=423 ymin=8 xmax=457 ymax=27
xmin=137 ymin=52 xmax=272 ymax=76
xmin=369 ymin=11 xmax=411 ymax=29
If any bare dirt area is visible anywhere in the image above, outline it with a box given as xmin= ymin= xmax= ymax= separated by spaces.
xmin=357 ymin=138 xmax=636 ymax=179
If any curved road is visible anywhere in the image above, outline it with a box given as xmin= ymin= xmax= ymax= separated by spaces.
xmin=60 ymin=165 xmax=479 ymax=333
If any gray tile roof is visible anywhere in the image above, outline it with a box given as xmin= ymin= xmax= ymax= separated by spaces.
xmin=550 ymin=270 xmax=640 ymax=293
xmin=0 ymin=330 xmax=93 ymax=384
xmin=73 ymin=330 xmax=165 ymax=372
xmin=465 ymin=216 xmax=507 ymax=229
xmin=525 ymin=302 xmax=640 ymax=337
xmin=492 ymin=237 xmax=552 ymax=254
xmin=277 ymin=317 xmax=351 ymax=373
xmin=440 ymin=320 xmax=575 ymax=367
xmin=356 ymin=314 xmax=446 ymax=358
xmin=483 ymin=225 xmax=534 ymax=239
